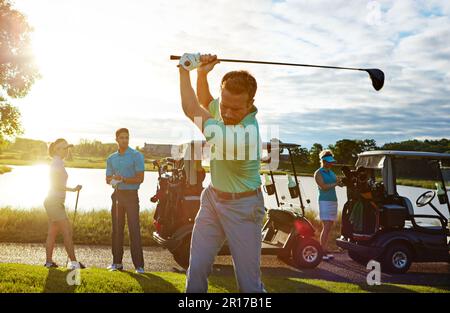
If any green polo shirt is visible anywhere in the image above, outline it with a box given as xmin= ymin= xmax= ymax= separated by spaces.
xmin=203 ymin=98 xmax=262 ymax=193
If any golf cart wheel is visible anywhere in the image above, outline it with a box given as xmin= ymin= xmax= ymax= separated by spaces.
xmin=172 ymin=236 xmax=191 ymax=270
xmin=292 ymin=238 xmax=323 ymax=269
xmin=381 ymin=243 xmax=412 ymax=274
xmin=348 ymin=250 xmax=370 ymax=266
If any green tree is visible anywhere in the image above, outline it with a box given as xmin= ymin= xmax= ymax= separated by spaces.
xmin=8 ymin=137 xmax=47 ymax=159
xmin=0 ymin=0 xmax=39 ymax=97
xmin=0 ymin=97 xmax=22 ymax=150
xmin=329 ymin=139 xmax=377 ymax=165
xmin=309 ymin=143 xmax=323 ymax=168
xmin=0 ymin=0 xmax=39 ymax=147
xmin=290 ymin=145 xmax=310 ymax=166
xmin=72 ymin=139 xmax=117 ymax=158
xmin=361 ymin=139 xmax=377 ymax=152
xmin=382 ymin=139 xmax=450 ymax=153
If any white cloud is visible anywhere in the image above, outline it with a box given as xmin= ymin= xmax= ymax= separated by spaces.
xmin=9 ymin=0 xmax=450 ymax=148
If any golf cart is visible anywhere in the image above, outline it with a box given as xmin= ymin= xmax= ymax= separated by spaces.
xmin=151 ymin=140 xmax=323 ymax=269
xmin=336 ymin=150 xmax=450 ymax=273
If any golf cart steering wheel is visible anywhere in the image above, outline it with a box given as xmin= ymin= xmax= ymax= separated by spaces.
xmin=416 ymin=191 xmax=436 ymax=207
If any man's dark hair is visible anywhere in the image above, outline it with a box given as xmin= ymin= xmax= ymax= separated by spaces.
xmin=116 ymin=128 xmax=129 ymax=138
xmin=221 ymin=70 xmax=257 ymax=100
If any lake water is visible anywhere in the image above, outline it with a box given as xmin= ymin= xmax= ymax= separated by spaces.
xmin=0 ymin=165 xmax=448 ymax=219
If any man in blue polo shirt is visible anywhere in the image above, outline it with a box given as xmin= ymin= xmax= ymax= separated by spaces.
xmin=106 ymin=128 xmax=145 ymax=273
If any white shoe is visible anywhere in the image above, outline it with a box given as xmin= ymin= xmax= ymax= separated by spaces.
xmin=67 ymin=261 xmax=85 ymax=270
xmin=44 ymin=261 xmax=58 ymax=268
xmin=322 ymin=255 xmax=330 ymax=261
xmin=135 ymin=267 xmax=145 ymax=274
xmin=107 ymin=263 xmax=124 ymax=271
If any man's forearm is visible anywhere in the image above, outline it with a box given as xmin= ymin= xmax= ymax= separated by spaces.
xmin=179 ymin=68 xmax=199 ymax=119
xmin=122 ymin=175 xmax=144 ymax=184
xmin=197 ymin=72 xmax=213 ymax=108
xmin=319 ymin=183 xmax=337 ymax=191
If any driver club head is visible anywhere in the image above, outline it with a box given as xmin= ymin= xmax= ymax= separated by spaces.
xmin=366 ymin=68 xmax=385 ymax=91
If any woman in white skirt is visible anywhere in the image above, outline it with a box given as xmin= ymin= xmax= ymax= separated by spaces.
xmin=44 ymin=138 xmax=85 ymax=269
xmin=314 ymin=150 xmax=343 ymax=260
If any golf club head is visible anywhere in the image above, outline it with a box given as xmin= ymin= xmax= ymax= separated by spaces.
xmin=366 ymin=68 xmax=384 ymax=91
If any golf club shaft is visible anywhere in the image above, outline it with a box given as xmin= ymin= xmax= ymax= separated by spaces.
xmin=170 ymin=55 xmax=366 ymax=72
xmin=73 ymin=189 xmax=80 ymax=224
xmin=114 ymin=184 xmax=119 ymax=266
xmin=66 ymin=189 xmax=80 ymax=266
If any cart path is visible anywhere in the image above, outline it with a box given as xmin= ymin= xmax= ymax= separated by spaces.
xmin=1 ymin=243 xmax=449 ymax=288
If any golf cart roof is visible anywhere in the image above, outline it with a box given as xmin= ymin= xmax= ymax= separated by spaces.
xmin=356 ymin=150 xmax=450 ymax=170
xmin=358 ymin=150 xmax=450 ymax=160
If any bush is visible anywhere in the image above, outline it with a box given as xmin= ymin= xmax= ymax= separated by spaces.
xmin=0 ymin=207 xmax=157 ymax=246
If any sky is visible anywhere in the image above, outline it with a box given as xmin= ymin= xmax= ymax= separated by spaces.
xmin=9 ymin=0 xmax=450 ymax=149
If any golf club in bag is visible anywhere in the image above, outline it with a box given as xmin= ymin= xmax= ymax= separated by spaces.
xmin=170 ymin=55 xmax=385 ymax=91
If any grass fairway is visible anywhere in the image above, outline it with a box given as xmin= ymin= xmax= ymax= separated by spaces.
xmin=0 ymin=264 xmax=448 ymax=293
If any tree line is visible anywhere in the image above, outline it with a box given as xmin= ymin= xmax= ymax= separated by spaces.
xmin=0 ymin=138 xmax=131 ymax=159
xmin=2 ymin=137 xmax=448 ymax=166
xmin=285 ymin=138 xmax=450 ymax=169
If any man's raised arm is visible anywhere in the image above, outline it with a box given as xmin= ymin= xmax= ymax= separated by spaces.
xmin=196 ymin=54 xmax=220 ymax=109
xmin=179 ymin=65 xmax=211 ymax=131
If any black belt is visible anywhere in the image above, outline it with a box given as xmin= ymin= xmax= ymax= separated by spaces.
xmin=115 ymin=189 xmax=138 ymax=194
xmin=211 ymin=186 xmax=260 ymax=200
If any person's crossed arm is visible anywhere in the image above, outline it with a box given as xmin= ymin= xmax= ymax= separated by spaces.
xmin=315 ymin=171 xmax=337 ymax=191
xmin=105 ymin=153 xmax=144 ymax=185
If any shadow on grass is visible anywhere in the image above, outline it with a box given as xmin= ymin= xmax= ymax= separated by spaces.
xmin=359 ymin=283 xmax=419 ymax=293
xmin=213 ymin=261 xmax=356 ymax=285
xmin=381 ymin=272 xmax=450 ymax=287
xmin=209 ymin=265 xmax=330 ymax=293
xmin=124 ymin=272 xmax=180 ymax=293
xmin=43 ymin=268 xmax=77 ymax=293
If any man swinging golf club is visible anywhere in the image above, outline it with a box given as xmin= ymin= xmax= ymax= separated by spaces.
xmin=105 ymin=128 xmax=145 ymax=274
xmin=178 ymin=53 xmax=266 ymax=293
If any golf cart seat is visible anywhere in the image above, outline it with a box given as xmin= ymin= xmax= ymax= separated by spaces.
xmin=399 ymin=196 xmax=448 ymax=234
xmin=268 ymin=209 xmax=300 ymax=226
xmin=403 ymin=197 xmax=415 ymax=215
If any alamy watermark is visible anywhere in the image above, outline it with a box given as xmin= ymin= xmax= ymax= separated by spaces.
xmin=169 ymin=116 xmax=281 ymax=170
xmin=66 ymin=269 xmax=82 ymax=286
xmin=366 ymin=260 xmax=381 ymax=286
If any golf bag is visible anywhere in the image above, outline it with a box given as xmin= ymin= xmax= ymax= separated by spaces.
xmin=341 ymin=166 xmax=382 ymax=240
xmin=151 ymin=157 xmax=205 ymax=238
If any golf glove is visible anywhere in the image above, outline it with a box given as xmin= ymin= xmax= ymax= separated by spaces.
xmin=110 ymin=178 xmax=122 ymax=188
xmin=179 ymin=53 xmax=201 ymax=71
